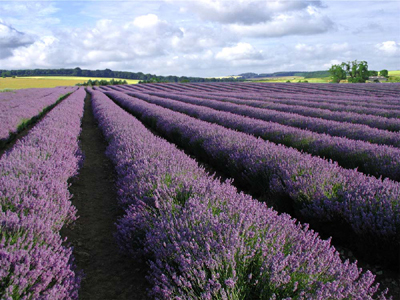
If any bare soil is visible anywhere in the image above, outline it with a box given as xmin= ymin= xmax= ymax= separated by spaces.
xmin=61 ymin=92 xmax=149 ymax=300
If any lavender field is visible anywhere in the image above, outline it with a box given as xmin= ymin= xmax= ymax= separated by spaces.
xmin=1 ymin=83 xmax=399 ymax=299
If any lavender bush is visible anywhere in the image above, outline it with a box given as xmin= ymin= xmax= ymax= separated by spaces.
xmin=104 ymin=90 xmax=400 ymax=245
xmin=121 ymin=82 xmax=400 ymax=116
xmin=138 ymin=82 xmax=399 ymax=98
xmin=0 ymin=87 xmax=85 ymax=299
xmin=210 ymin=82 xmax=400 ymax=98
xmin=121 ymin=90 xmax=400 ymax=148
xmin=146 ymin=90 xmax=400 ymax=131
xmin=202 ymin=91 xmax=400 ymax=118
xmin=104 ymin=89 xmax=400 ymax=181
xmin=134 ymin=82 xmax=400 ymax=102
xmin=0 ymin=87 xmax=77 ymax=145
xmin=89 ymin=88 xmax=389 ymax=300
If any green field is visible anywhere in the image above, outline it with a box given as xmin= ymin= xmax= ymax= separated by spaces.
xmin=388 ymin=70 xmax=400 ymax=82
xmin=249 ymin=70 xmax=400 ymax=83
xmin=248 ymin=76 xmax=331 ymax=83
xmin=0 ymin=76 xmax=139 ymax=90
xmin=389 ymin=70 xmax=400 ymax=76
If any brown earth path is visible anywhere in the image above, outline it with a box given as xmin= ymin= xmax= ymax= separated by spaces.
xmin=61 ymin=92 xmax=149 ymax=300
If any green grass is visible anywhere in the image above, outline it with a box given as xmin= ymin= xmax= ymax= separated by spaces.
xmin=388 ymin=70 xmax=400 ymax=76
xmin=388 ymin=70 xmax=400 ymax=82
xmin=0 ymin=76 xmax=139 ymax=90
xmin=248 ymin=76 xmax=331 ymax=83
xmin=249 ymin=71 xmax=400 ymax=84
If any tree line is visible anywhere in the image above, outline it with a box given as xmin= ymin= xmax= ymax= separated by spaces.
xmin=0 ymin=68 xmax=243 ymax=83
xmin=329 ymin=61 xmax=389 ymax=83
xmin=76 ymin=79 xmax=128 ymax=86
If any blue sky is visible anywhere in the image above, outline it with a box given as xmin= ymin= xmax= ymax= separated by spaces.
xmin=0 ymin=0 xmax=399 ymax=77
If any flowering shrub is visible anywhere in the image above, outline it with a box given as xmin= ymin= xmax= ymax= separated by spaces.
xmin=104 ymin=90 xmax=400 ymax=245
xmin=89 ymin=89 xmax=389 ymax=299
xmin=0 ymin=88 xmax=85 ymax=299
xmin=0 ymin=87 xmax=78 ymax=144
xmin=123 ymin=89 xmax=400 ymax=148
xmin=107 ymin=89 xmax=400 ymax=182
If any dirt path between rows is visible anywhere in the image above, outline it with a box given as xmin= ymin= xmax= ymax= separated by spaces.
xmin=61 ymin=92 xmax=149 ymax=300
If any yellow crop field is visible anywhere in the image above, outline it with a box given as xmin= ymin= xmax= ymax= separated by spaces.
xmin=0 ymin=76 xmax=139 ymax=90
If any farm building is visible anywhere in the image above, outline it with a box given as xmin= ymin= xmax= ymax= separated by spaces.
xmin=367 ymin=76 xmax=388 ymax=82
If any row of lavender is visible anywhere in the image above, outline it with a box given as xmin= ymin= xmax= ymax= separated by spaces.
xmin=0 ymin=88 xmax=85 ymax=299
xmin=104 ymin=91 xmax=399 ymax=252
xmin=128 ymin=81 xmax=400 ymax=98
xmin=89 ymin=88 xmax=389 ymax=299
xmin=145 ymin=90 xmax=400 ymax=129
xmin=198 ymin=91 xmax=400 ymax=117
xmin=115 ymin=86 xmax=400 ymax=148
xmin=103 ymin=89 xmax=400 ymax=182
xmin=122 ymin=83 xmax=400 ymax=110
xmin=112 ymin=83 xmax=400 ymax=156
xmin=0 ymin=87 xmax=77 ymax=145
xmin=207 ymin=82 xmax=400 ymax=98
xmin=128 ymin=85 xmax=400 ymax=118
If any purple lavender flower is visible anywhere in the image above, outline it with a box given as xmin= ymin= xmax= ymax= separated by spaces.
xmin=89 ymin=88 xmax=390 ymax=299
xmin=0 ymin=87 xmax=85 ymax=299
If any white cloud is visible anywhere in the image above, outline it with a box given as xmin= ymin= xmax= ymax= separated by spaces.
xmin=375 ymin=41 xmax=399 ymax=56
xmin=0 ymin=2 xmax=60 ymax=33
xmin=180 ymin=0 xmax=318 ymax=25
xmin=295 ymin=43 xmax=315 ymax=52
xmin=228 ymin=7 xmax=333 ymax=37
xmin=215 ymin=42 xmax=263 ymax=61
xmin=8 ymin=36 xmax=59 ymax=67
xmin=132 ymin=14 xmax=160 ymax=28
xmin=323 ymin=59 xmax=343 ymax=68
xmin=0 ymin=20 xmax=35 ymax=58
xmin=169 ymin=26 xmax=237 ymax=53
xmin=294 ymin=42 xmax=351 ymax=61
xmin=0 ymin=13 xmax=234 ymax=74
xmin=178 ymin=0 xmax=333 ymax=38
xmin=0 ymin=0 xmax=399 ymax=77
xmin=0 ymin=21 xmax=34 ymax=47
xmin=330 ymin=43 xmax=349 ymax=52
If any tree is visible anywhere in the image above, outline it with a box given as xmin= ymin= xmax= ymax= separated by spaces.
xmin=379 ymin=69 xmax=389 ymax=78
xmin=329 ymin=64 xmax=347 ymax=83
xmin=72 ymin=67 xmax=82 ymax=77
xmin=368 ymin=70 xmax=378 ymax=76
xmin=341 ymin=60 xmax=369 ymax=83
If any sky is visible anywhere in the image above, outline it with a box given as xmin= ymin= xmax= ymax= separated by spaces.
xmin=0 ymin=0 xmax=399 ymax=77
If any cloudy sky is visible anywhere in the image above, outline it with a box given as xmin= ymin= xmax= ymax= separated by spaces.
xmin=0 ymin=0 xmax=399 ymax=77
